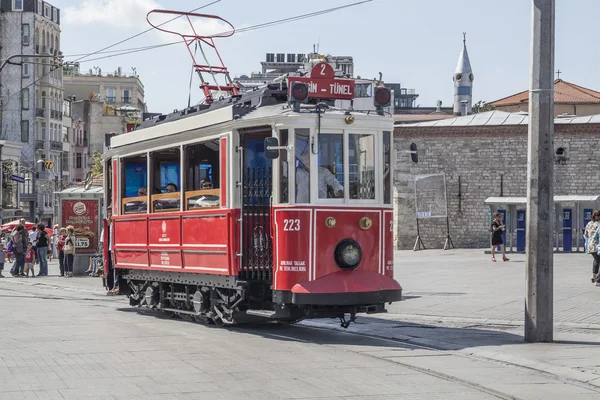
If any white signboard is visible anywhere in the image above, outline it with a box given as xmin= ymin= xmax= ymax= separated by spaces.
xmin=414 ymin=173 xmax=448 ymax=219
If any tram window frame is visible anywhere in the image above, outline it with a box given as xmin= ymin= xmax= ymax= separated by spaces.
xmin=278 ymin=129 xmax=289 ymax=204
xmin=383 ymin=131 xmax=391 ymax=204
xmin=120 ymin=154 xmax=148 ymax=215
xmin=348 ymin=133 xmax=376 ymax=201
xmin=316 ymin=133 xmax=345 ymax=202
xmin=183 ymin=140 xmax=221 ymax=211
xmin=149 ymin=147 xmax=181 ymax=213
xmin=294 ymin=128 xmax=311 ymax=204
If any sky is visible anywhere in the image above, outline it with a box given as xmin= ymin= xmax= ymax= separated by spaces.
xmin=51 ymin=0 xmax=600 ymax=114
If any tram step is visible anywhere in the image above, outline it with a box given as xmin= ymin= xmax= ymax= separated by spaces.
xmin=245 ymin=309 xmax=276 ymax=318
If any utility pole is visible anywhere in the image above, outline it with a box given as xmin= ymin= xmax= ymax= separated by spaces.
xmin=525 ymin=0 xmax=555 ymax=343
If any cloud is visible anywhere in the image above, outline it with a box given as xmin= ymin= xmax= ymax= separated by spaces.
xmin=63 ymin=0 xmax=232 ymax=42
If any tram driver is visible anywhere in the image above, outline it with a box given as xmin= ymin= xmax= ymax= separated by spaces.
xmin=296 ymin=151 xmax=343 ymax=203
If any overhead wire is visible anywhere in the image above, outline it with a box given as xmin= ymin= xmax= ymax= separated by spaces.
xmin=5 ymin=0 xmax=373 ymax=102
xmin=3 ymin=0 xmax=221 ymax=103
xmin=64 ymin=0 xmax=373 ymax=63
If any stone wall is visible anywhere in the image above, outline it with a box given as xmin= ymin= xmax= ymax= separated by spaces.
xmin=393 ymin=123 xmax=600 ymax=249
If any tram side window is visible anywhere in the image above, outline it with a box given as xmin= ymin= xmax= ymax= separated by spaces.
xmin=121 ymin=155 xmax=147 ymax=215
xmin=295 ymin=128 xmax=310 ymax=203
xmin=349 ymin=134 xmax=376 ymax=200
xmin=383 ymin=131 xmax=391 ymax=204
xmin=184 ymin=141 xmax=220 ymax=210
xmin=279 ymin=129 xmax=288 ymax=203
xmin=317 ymin=134 xmax=344 ymax=199
xmin=150 ymin=147 xmax=180 ymax=213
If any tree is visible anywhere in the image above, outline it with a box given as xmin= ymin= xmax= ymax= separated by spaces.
xmin=90 ymin=152 xmax=103 ymax=176
xmin=472 ymin=100 xmax=493 ymax=114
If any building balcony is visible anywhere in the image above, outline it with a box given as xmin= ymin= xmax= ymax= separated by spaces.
xmin=41 ymin=46 xmax=47 ymax=54
xmin=36 ymin=108 xmax=45 ymax=118
xmin=50 ymin=141 xmax=62 ymax=151
xmin=106 ymin=96 xmax=116 ymax=104
xmin=35 ymin=140 xmax=44 ymax=150
xmin=122 ymin=97 xmax=131 ymax=104
xmin=35 ymin=45 xmax=39 ymax=54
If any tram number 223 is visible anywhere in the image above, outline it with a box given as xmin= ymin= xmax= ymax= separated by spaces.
xmin=283 ymin=219 xmax=301 ymax=231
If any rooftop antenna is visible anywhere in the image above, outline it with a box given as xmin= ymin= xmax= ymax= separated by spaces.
xmin=463 ymin=32 xmax=467 ymax=45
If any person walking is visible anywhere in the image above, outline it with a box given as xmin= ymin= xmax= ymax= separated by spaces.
xmin=10 ymin=224 xmax=28 ymax=277
xmin=29 ymin=226 xmax=39 ymax=265
xmin=56 ymin=227 xmax=67 ymax=277
xmin=24 ymin=243 xmax=35 ymax=278
xmin=63 ymin=226 xmax=76 ymax=278
xmin=35 ymin=224 xmax=49 ymax=276
xmin=0 ymin=243 xmax=6 ymax=278
xmin=584 ymin=210 xmax=600 ymax=283
xmin=491 ymin=212 xmax=509 ymax=262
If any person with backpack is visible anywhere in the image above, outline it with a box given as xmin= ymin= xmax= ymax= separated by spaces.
xmin=63 ymin=225 xmax=76 ymax=278
xmin=10 ymin=224 xmax=28 ymax=277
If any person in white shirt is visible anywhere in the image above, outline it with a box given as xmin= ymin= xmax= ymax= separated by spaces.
xmin=296 ymin=151 xmax=343 ymax=203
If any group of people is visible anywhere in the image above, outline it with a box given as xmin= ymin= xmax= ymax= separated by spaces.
xmin=584 ymin=210 xmax=600 ymax=286
xmin=0 ymin=219 xmax=76 ymax=278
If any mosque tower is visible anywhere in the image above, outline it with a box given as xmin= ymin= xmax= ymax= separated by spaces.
xmin=453 ymin=33 xmax=474 ymax=115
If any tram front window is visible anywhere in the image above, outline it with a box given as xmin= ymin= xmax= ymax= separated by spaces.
xmin=184 ymin=141 xmax=220 ymax=210
xmin=121 ymin=155 xmax=148 ymax=215
xmin=317 ymin=134 xmax=344 ymax=199
xmin=349 ymin=134 xmax=375 ymax=200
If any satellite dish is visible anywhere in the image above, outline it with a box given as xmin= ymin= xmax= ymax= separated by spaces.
xmin=84 ymin=172 xmax=93 ymax=190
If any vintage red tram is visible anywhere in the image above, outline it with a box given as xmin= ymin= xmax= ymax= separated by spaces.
xmin=102 ymin=11 xmax=401 ymax=327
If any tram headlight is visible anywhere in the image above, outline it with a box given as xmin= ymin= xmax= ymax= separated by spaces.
xmin=334 ymin=239 xmax=362 ymax=271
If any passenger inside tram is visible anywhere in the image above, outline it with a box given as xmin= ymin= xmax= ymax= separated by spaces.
xmin=184 ymin=141 xmax=220 ymax=210
xmin=165 ymin=183 xmax=178 ymax=193
xmin=296 ymin=150 xmax=343 ymax=203
xmin=121 ymin=155 xmax=148 ymax=214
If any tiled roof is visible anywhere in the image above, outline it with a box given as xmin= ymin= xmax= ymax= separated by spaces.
xmin=490 ymin=79 xmax=600 ymax=106
xmin=398 ymin=110 xmax=600 ymax=128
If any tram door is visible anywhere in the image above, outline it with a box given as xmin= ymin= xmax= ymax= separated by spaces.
xmin=239 ymin=133 xmax=273 ymax=281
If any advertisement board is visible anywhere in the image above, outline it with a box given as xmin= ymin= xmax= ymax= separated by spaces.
xmin=61 ymin=199 xmax=99 ymax=253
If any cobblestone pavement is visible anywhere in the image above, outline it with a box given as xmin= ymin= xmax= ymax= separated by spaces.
xmin=1 ymin=257 xmax=600 ymax=399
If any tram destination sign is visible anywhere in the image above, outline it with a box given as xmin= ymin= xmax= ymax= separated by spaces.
xmin=288 ymin=62 xmax=355 ymax=100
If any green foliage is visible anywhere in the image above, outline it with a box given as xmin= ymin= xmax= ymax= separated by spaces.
xmin=90 ymin=152 xmax=103 ymax=176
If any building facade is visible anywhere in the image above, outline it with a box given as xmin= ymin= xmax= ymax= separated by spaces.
xmin=63 ymin=65 xmax=146 ymax=112
xmin=0 ymin=0 xmax=62 ymax=224
xmin=393 ymin=110 xmax=600 ymax=250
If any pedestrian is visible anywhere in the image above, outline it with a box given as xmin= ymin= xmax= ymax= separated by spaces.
xmin=29 ymin=226 xmax=39 ymax=265
xmin=10 ymin=224 xmax=28 ymax=277
xmin=63 ymin=225 xmax=76 ymax=278
xmin=36 ymin=224 xmax=49 ymax=276
xmin=584 ymin=210 xmax=600 ymax=283
xmin=24 ymin=243 xmax=35 ymax=278
xmin=104 ymin=207 xmax=119 ymax=295
xmin=0 ymin=243 xmax=5 ymax=278
xmin=491 ymin=212 xmax=509 ymax=262
xmin=56 ymin=227 xmax=67 ymax=277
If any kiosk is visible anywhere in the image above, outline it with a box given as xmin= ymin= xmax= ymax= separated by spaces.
xmin=57 ymin=186 xmax=104 ymax=275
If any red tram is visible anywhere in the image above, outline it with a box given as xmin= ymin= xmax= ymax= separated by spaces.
xmin=102 ymin=10 xmax=401 ymax=327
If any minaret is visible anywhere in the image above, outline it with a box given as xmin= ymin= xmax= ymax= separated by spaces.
xmin=453 ymin=33 xmax=474 ymax=115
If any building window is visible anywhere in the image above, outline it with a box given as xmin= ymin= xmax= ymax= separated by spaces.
xmin=41 ymin=122 xmax=46 ymax=139
xmin=22 ymin=61 xmax=30 ymax=77
xmin=355 ymin=83 xmax=372 ymax=98
xmin=44 ymin=5 xmax=50 ymax=18
xmin=37 ymin=0 xmax=42 ymax=14
xmin=122 ymin=89 xmax=131 ymax=104
xmin=21 ymin=121 xmax=29 ymax=142
xmin=41 ymin=91 xmax=46 ymax=109
xmin=266 ymin=53 xmax=274 ymax=62
xmin=22 ymin=88 xmax=29 ymax=110
xmin=287 ymin=54 xmax=295 ymax=63
xmin=22 ymin=24 xmax=30 ymax=45
xmin=13 ymin=0 xmax=23 ymax=11
xmin=106 ymin=88 xmax=115 ymax=103
xmin=76 ymin=153 xmax=82 ymax=169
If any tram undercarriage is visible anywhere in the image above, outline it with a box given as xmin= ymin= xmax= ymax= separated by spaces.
xmin=120 ymin=269 xmax=386 ymax=328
